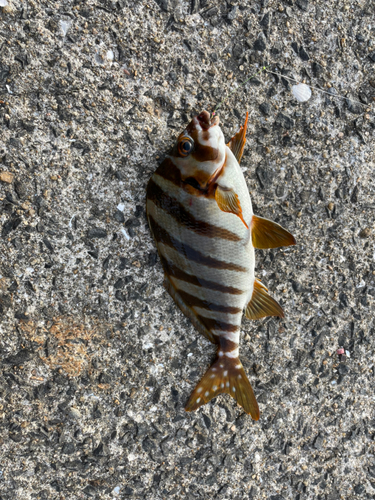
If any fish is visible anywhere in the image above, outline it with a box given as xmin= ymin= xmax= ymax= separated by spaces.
xmin=146 ymin=110 xmax=296 ymax=419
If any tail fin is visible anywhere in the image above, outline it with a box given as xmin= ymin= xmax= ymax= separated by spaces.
xmin=185 ymin=356 xmax=260 ymax=420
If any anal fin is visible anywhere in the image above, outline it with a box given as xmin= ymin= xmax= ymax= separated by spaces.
xmin=185 ymin=355 xmax=259 ymax=420
xmin=245 ymin=279 xmax=284 ymax=320
xmin=227 ymin=111 xmax=249 ymax=164
xmin=251 ymin=215 xmax=296 ymax=249
xmin=215 ymin=186 xmax=248 ymax=228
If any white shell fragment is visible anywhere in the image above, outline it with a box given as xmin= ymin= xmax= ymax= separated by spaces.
xmin=94 ymin=51 xmax=105 ymax=65
xmin=292 ymin=83 xmax=312 ymax=102
xmin=0 ymin=0 xmax=9 ymax=7
xmin=59 ymin=20 xmax=72 ymax=36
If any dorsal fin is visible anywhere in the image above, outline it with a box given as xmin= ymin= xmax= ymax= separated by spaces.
xmin=245 ymin=279 xmax=284 ymax=320
xmin=251 ymin=215 xmax=296 ymax=249
xmin=215 ymin=186 xmax=248 ymax=228
xmin=227 ymin=111 xmax=249 ymax=164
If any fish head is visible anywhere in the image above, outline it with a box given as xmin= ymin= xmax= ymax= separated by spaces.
xmin=170 ymin=110 xmax=226 ymax=189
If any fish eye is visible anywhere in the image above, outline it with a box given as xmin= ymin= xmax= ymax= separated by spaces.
xmin=178 ymin=137 xmax=194 ymax=157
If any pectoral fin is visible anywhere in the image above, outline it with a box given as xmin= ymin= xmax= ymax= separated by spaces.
xmin=227 ymin=111 xmax=249 ymax=164
xmin=251 ymin=215 xmax=296 ymax=249
xmin=215 ymin=186 xmax=248 ymax=228
xmin=245 ymin=279 xmax=284 ymax=320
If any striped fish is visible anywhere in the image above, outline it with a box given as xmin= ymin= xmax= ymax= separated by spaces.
xmin=146 ymin=110 xmax=295 ymax=419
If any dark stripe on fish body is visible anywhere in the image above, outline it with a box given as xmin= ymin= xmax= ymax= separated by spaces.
xmin=177 ymin=289 xmax=242 ymax=315
xmin=159 ymin=256 xmax=245 ymax=296
xmin=219 ymin=338 xmax=239 ymax=352
xmin=152 ymin=158 xmax=182 ymax=188
xmin=153 ymin=159 xmax=218 ymax=199
xmin=149 ymin=216 xmax=248 ymax=273
xmin=191 ymin=144 xmax=219 ymax=162
xmin=147 ymin=179 xmax=241 ymax=242
xmin=196 ymin=315 xmax=240 ymax=333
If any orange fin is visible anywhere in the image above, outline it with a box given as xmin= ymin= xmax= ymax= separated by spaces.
xmin=215 ymin=186 xmax=248 ymax=228
xmin=185 ymin=355 xmax=259 ymax=420
xmin=251 ymin=215 xmax=296 ymax=249
xmin=245 ymin=279 xmax=285 ymax=320
xmin=227 ymin=111 xmax=249 ymax=164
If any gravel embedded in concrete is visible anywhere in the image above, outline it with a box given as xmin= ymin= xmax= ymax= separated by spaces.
xmin=0 ymin=0 xmax=374 ymax=499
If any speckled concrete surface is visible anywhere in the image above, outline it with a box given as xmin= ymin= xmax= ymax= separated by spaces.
xmin=0 ymin=0 xmax=374 ymax=499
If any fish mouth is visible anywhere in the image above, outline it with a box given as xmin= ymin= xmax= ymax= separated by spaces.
xmin=196 ymin=110 xmax=220 ymax=129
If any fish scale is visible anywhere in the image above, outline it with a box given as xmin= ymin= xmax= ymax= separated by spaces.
xmin=146 ymin=110 xmax=296 ymax=419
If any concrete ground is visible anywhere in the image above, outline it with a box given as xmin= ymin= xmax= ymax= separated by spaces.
xmin=0 ymin=0 xmax=374 ymax=498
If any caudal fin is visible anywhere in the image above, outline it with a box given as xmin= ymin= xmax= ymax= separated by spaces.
xmin=185 ymin=356 xmax=260 ymax=420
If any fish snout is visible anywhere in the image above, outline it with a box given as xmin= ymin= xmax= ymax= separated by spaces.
xmin=196 ymin=110 xmax=219 ymax=129
xmin=197 ymin=110 xmax=211 ymax=127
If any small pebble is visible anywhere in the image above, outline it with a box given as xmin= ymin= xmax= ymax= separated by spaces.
xmin=113 ymin=210 xmax=125 ymax=223
xmin=359 ymin=227 xmax=370 ymax=238
xmin=130 ymin=388 xmax=137 ymax=398
xmin=112 ymin=486 xmax=121 ymax=496
xmin=68 ymin=407 xmax=82 ymax=419
xmin=0 ymin=171 xmax=14 ymax=183
xmin=259 ymin=102 xmax=271 ymax=116
xmin=88 ymin=227 xmax=107 ymax=239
